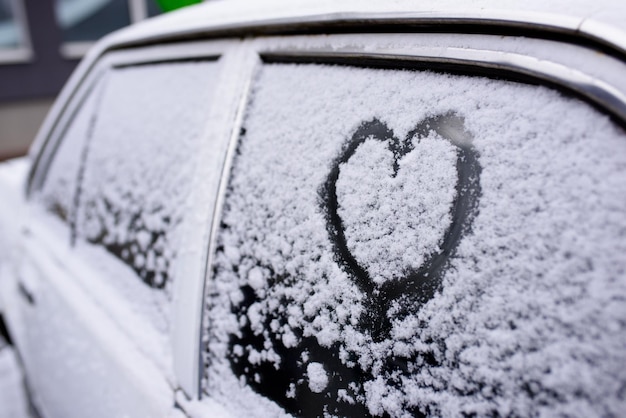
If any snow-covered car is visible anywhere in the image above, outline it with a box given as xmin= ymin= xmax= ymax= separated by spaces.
xmin=1 ymin=1 xmax=626 ymax=417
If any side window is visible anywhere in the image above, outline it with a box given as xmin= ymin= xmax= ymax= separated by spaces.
xmin=35 ymin=76 xmax=105 ymax=225
xmin=74 ymin=60 xmax=219 ymax=293
xmin=203 ymin=64 xmax=626 ymax=417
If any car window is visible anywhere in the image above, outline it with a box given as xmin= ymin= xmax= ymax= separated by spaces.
xmin=35 ymin=75 xmax=106 ymax=225
xmin=74 ymin=60 xmax=219 ymax=294
xmin=202 ymin=63 xmax=626 ymax=417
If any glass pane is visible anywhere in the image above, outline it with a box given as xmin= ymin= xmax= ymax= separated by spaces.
xmin=36 ymin=76 xmax=105 ymax=225
xmin=0 ymin=0 xmax=23 ymax=49
xmin=203 ymin=63 xmax=626 ymax=417
xmin=75 ymin=61 xmax=218 ymax=293
xmin=146 ymin=0 xmax=162 ymax=18
xmin=55 ymin=0 xmax=131 ymax=43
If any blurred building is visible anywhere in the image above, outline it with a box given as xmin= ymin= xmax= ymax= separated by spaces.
xmin=0 ymin=0 xmax=164 ymax=160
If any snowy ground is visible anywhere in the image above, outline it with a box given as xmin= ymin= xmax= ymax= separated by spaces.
xmin=0 ymin=337 xmax=30 ymax=418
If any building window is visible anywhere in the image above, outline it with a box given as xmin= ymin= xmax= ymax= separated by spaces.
xmin=0 ymin=0 xmax=31 ymax=63
xmin=55 ymin=0 xmax=131 ymax=43
xmin=55 ymin=0 xmax=164 ymax=58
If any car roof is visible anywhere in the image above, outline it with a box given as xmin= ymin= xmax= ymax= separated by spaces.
xmin=103 ymin=0 xmax=626 ymax=56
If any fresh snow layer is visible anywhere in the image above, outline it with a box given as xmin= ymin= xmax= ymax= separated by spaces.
xmin=39 ymin=77 xmax=104 ymax=224
xmin=36 ymin=61 xmax=219 ymax=365
xmin=337 ymin=132 xmax=457 ymax=283
xmin=0 ymin=341 xmax=29 ymax=418
xmin=203 ymin=63 xmax=626 ymax=417
xmin=77 ymin=61 xmax=219 ymax=291
xmin=307 ymin=362 xmax=329 ymax=393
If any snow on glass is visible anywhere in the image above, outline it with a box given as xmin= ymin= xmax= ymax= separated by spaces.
xmin=75 ymin=61 xmax=217 ymax=291
xmin=39 ymin=77 xmax=104 ymax=223
xmin=203 ymin=63 xmax=626 ymax=417
xmin=33 ymin=62 xmax=220 ymax=367
xmin=50 ymin=60 xmax=219 ymax=350
xmin=337 ymin=133 xmax=457 ymax=284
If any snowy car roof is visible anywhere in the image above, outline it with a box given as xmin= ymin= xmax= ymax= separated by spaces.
xmin=101 ymin=0 xmax=626 ymax=56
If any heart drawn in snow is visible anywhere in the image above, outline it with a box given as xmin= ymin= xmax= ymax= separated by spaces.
xmin=320 ymin=113 xmax=481 ymax=341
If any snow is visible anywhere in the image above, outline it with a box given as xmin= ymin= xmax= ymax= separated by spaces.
xmin=30 ymin=0 xmax=623 ymax=174
xmin=0 ymin=157 xmax=29 ymax=313
xmin=1 ymin=2 xmax=623 ymax=416
xmin=71 ymin=60 xmax=219 ymax=336
xmin=37 ymin=75 xmax=103 ymax=224
xmin=202 ymin=63 xmax=626 ymax=417
xmin=337 ymin=132 xmax=457 ymax=284
xmin=0 ymin=340 xmax=29 ymax=418
xmin=307 ymin=362 xmax=329 ymax=393
xmin=28 ymin=60 xmax=221 ymax=384
xmin=7 ymin=238 xmax=174 ymax=418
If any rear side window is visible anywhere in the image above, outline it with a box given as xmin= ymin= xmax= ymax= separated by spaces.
xmin=74 ymin=60 xmax=219 ymax=292
xmin=36 ymin=76 xmax=105 ymax=224
xmin=203 ymin=63 xmax=626 ymax=417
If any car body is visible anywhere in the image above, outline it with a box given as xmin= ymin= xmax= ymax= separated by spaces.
xmin=1 ymin=0 xmax=626 ymax=417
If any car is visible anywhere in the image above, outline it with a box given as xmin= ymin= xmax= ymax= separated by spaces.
xmin=0 ymin=0 xmax=625 ymax=417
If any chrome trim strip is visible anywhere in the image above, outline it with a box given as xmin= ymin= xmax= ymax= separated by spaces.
xmin=109 ymin=11 xmax=626 ymax=61
xmin=579 ymin=17 xmax=626 ymax=58
xmin=261 ymin=47 xmax=626 ymax=124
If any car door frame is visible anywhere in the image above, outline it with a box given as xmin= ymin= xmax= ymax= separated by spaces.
xmin=15 ymin=38 xmax=246 ymax=417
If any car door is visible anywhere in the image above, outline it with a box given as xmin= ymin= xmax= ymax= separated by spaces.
xmin=15 ymin=41 xmax=230 ymax=418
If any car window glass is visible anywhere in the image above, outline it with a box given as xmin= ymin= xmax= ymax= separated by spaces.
xmin=35 ymin=76 xmax=105 ymax=225
xmin=74 ymin=60 xmax=218 ymax=304
xmin=203 ymin=63 xmax=626 ymax=417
